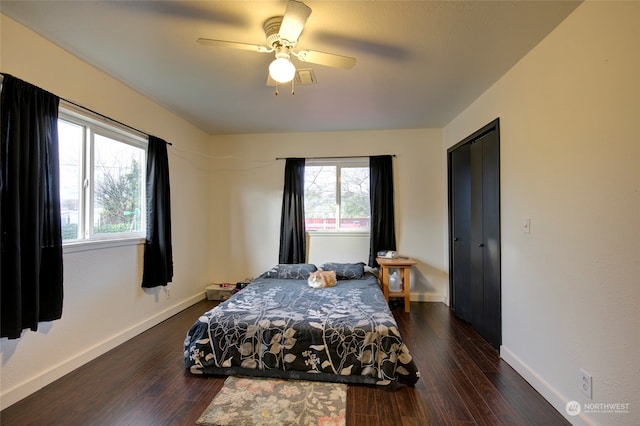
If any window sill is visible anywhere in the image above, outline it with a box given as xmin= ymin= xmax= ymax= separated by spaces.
xmin=63 ymin=237 xmax=145 ymax=253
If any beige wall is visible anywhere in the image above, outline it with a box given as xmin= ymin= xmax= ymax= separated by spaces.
xmin=207 ymin=129 xmax=447 ymax=301
xmin=444 ymin=2 xmax=640 ymax=425
xmin=0 ymin=15 xmax=212 ymax=409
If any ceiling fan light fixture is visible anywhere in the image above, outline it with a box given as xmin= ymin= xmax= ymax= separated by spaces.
xmin=197 ymin=1 xmax=357 ymax=87
xmin=269 ymin=58 xmax=296 ymax=83
xmin=269 ymin=46 xmax=296 ymax=83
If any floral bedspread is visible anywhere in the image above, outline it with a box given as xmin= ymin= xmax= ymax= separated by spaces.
xmin=184 ymin=273 xmax=420 ymax=387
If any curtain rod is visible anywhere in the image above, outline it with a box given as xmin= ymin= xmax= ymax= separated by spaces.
xmin=276 ymin=155 xmax=396 ymax=160
xmin=1 ymin=73 xmax=172 ymax=146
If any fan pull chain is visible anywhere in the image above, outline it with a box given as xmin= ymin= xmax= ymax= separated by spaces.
xmin=273 ymin=81 xmax=297 ymax=96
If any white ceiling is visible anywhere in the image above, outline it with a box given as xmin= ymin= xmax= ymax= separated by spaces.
xmin=1 ymin=1 xmax=580 ymax=135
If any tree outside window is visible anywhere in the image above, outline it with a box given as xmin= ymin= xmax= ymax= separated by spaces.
xmin=58 ymin=108 xmax=146 ymax=242
xmin=304 ymin=160 xmax=370 ymax=231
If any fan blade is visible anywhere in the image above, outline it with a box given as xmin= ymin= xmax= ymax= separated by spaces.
xmin=279 ymin=0 xmax=312 ymax=44
xmin=295 ymin=50 xmax=356 ymax=69
xmin=196 ymin=38 xmax=271 ymax=53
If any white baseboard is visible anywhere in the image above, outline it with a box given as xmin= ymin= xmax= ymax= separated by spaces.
xmin=0 ymin=292 xmax=206 ymax=410
xmin=500 ymin=345 xmax=594 ymax=426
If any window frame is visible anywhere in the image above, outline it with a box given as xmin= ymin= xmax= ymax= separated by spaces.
xmin=304 ymin=157 xmax=371 ymax=234
xmin=58 ymin=102 xmax=147 ymax=249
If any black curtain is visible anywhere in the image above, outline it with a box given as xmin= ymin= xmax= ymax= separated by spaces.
xmin=1 ymin=75 xmax=64 ymax=339
xmin=278 ymin=158 xmax=306 ymax=264
xmin=142 ymin=136 xmax=173 ymax=287
xmin=368 ymin=155 xmax=397 ymax=267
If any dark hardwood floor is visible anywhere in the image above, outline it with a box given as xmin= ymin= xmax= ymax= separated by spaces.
xmin=1 ymin=300 xmax=568 ymax=425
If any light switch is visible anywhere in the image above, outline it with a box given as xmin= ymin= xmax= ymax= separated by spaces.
xmin=523 ymin=218 xmax=531 ymax=234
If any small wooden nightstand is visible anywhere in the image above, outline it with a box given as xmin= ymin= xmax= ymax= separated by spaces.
xmin=376 ymin=257 xmax=417 ymax=313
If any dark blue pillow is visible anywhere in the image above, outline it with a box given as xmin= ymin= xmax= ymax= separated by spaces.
xmin=264 ymin=264 xmax=317 ymax=279
xmin=320 ymin=262 xmax=365 ymax=280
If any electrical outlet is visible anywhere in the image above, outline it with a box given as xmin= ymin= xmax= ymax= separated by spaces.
xmin=580 ymin=369 xmax=592 ymax=399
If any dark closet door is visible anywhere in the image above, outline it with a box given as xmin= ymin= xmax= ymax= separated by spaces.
xmin=448 ymin=120 xmax=501 ymax=349
xmin=469 ymin=140 xmax=485 ymax=335
xmin=450 ymin=145 xmax=472 ymax=323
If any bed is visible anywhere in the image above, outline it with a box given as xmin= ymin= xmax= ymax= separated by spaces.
xmin=184 ymin=263 xmax=420 ymax=387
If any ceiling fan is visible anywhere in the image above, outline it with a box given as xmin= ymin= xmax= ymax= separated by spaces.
xmin=197 ymin=0 xmax=356 ymax=86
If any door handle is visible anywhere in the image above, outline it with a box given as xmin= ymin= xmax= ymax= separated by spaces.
xmin=454 ymin=237 xmax=459 ymax=241
xmin=478 ymin=243 xmax=484 ymax=247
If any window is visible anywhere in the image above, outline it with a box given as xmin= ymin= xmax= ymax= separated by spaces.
xmin=304 ymin=158 xmax=370 ymax=232
xmin=58 ymin=104 xmax=147 ymax=243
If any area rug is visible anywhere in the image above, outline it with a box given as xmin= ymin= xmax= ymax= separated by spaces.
xmin=196 ymin=376 xmax=346 ymax=426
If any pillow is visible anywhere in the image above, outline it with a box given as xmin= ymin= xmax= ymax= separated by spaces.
xmin=320 ymin=262 xmax=365 ymax=280
xmin=263 ymin=263 xmax=317 ymax=279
